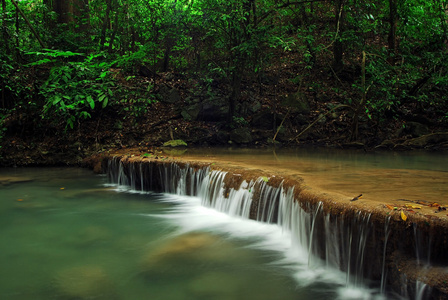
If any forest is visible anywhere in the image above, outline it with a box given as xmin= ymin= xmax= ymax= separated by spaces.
xmin=1 ymin=0 xmax=448 ymax=165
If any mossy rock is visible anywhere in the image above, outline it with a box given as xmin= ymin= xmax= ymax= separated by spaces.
xmin=163 ymin=139 xmax=187 ymax=147
xmin=53 ymin=265 xmax=117 ymax=300
xmin=140 ymin=232 xmax=247 ymax=278
xmin=230 ymin=128 xmax=252 ymax=144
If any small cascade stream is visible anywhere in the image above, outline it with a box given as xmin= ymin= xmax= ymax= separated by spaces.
xmin=105 ymin=156 xmax=447 ymax=300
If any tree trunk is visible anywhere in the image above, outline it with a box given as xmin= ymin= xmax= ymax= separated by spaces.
xmin=108 ymin=9 xmax=120 ymax=53
xmin=46 ymin=0 xmax=88 ymax=33
xmin=100 ymin=0 xmax=112 ymax=50
xmin=73 ymin=0 xmax=90 ymax=33
xmin=388 ymin=0 xmax=398 ymax=59
xmin=15 ymin=3 xmax=19 ymax=54
xmin=53 ymin=0 xmax=74 ymax=24
xmin=1 ymin=0 xmax=9 ymax=55
xmin=333 ymin=0 xmax=344 ymax=72
xmin=162 ymin=36 xmax=174 ymax=72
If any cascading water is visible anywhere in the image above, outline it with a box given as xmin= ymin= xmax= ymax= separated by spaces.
xmin=381 ymin=216 xmax=391 ymax=294
xmin=104 ymin=156 xmax=445 ymax=299
xmin=415 ymin=280 xmax=431 ymax=300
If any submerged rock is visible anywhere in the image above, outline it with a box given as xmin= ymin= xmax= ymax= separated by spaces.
xmin=140 ymin=232 xmax=241 ymax=278
xmin=0 ymin=176 xmax=33 ymax=186
xmin=53 ymin=265 xmax=117 ymax=300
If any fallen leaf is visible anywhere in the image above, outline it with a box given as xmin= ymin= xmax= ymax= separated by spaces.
xmin=351 ymin=194 xmax=363 ymax=201
xmin=386 ymin=204 xmax=394 ymax=210
xmin=17 ymin=199 xmax=23 ymax=202
xmin=430 ymin=203 xmax=440 ymax=207
xmin=401 ymin=211 xmax=407 ymax=221
xmin=405 ymin=204 xmax=422 ymax=209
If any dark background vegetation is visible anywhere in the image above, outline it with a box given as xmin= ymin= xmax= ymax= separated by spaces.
xmin=1 ymin=0 xmax=448 ymax=165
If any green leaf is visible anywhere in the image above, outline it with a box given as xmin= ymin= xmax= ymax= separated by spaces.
xmin=87 ymin=95 xmax=95 ymax=109
xmin=80 ymin=111 xmax=91 ymax=119
xmin=53 ymin=96 xmax=62 ymax=105
xmin=98 ymin=93 xmax=106 ymax=102
xmin=102 ymin=97 xmax=108 ymax=108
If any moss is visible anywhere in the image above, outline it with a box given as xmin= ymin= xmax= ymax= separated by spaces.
xmin=162 ymin=139 xmax=187 ymax=147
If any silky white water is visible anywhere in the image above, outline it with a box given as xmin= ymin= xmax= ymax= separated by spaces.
xmin=145 ymin=192 xmax=386 ymax=300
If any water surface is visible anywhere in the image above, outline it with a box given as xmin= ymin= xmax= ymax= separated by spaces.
xmin=1 ymin=167 xmax=377 ymax=300
xmin=176 ymin=148 xmax=448 ymax=206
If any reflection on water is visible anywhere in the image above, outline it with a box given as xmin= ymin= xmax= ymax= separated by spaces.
xmin=0 ymin=167 xmax=314 ymax=300
xmin=177 ymin=148 xmax=448 ymax=205
xmin=180 ymin=148 xmax=448 ymax=172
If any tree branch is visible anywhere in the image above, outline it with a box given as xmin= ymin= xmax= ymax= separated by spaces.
xmin=10 ymin=0 xmax=45 ymax=48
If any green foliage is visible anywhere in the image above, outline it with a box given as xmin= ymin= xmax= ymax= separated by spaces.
xmin=114 ymin=44 xmax=160 ymax=72
xmin=232 ymin=116 xmax=248 ymax=128
xmin=121 ymin=96 xmax=157 ymax=121
xmin=1 ymin=0 xmax=448 ymax=139
xmin=27 ymin=50 xmax=115 ymax=129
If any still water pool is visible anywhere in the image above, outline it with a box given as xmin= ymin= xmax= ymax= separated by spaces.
xmin=0 ymin=167 xmax=383 ymax=300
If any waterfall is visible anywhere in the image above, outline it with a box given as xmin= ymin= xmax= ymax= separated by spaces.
xmin=104 ymin=156 xmax=444 ymax=299
xmin=106 ymin=156 xmax=374 ymax=282
xmin=415 ymin=280 xmax=431 ymax=300
xmin=198 ymin=170 xmax=253 ymax=218
xmin=381 ymin=216 xmax=391 ymax=294
xmin=413 ymin=223 xmax=432 ymax=266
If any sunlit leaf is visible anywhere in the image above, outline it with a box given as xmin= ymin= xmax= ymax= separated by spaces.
xmin=401 ymin=211 xmax=407 ymax=221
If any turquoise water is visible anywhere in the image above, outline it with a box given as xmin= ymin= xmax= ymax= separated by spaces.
xmin=0 ymin=167 xmax=349 ymax=300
